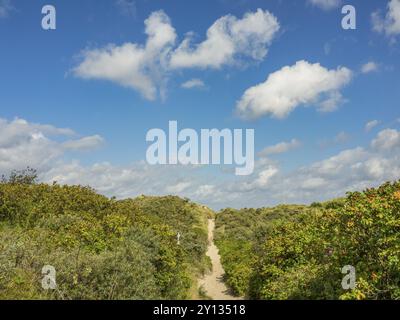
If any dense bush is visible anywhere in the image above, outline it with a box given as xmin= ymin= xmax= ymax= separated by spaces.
xmin=216 ymin=182 xmax=400 ymax=300
xmin=214 ymin=205 xmax=312 ymax=296
xmin=0 ymin=171 xmax=210 ymax=300
xmin=2 ymin=168 xmax=398 ymax=300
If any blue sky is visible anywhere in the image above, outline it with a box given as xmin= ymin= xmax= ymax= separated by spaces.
xmin=1 ymin=0 xmax=400 ymax=209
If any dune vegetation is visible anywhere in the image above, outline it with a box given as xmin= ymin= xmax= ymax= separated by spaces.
xmin=0 ymin=168 xmax=211 ymax=300
xmin=0 ymin=168 xmax=399 ymax=300
xmin=215 ymin=182 xmax=400 ymax=300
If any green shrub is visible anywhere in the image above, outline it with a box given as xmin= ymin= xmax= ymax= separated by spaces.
xmin=0 ymin=173 xmax=210 ymax=300
xmin=215 ymin=182 xmax=400 ymax=300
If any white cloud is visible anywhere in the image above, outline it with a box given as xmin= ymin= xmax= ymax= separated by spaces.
xmin=0 ymin=118 xmax=74 ymax=147
xmin=258 ymin=139 xmax=301 ymax=157
xmin=309 ymin=147 xmax=367 ymax=176
xmin=63 ymin=135 xmax=104 ymax=151
xmin=217 ymin=128 xmax=400 ymax=207
xmin=43 ymin=162 xmax=220 ymax=202
xmin=301 ymin=177 xmax=327 ymax=190
xmin=236 ymin=60 xmax=352 ymax=119
xmin=309 ymin=0 xmax=341 ymax=10
xmin=371 ymin=128 xmax=400 ymax=150
xmin=365 ymin=120 xmax=380 ymax=132
xmin=170 ymin=9 xmax=280 ymax=69
xmin=247 ymin=143 xmax=399 ymax=206
xmin=73 ymin=11 xmax=177 ymax=100
xmin=363 ymin=157 xmax=388 ymax=179
xmin=193 ymin=185 xmax=216 ymax=198
xmin=372 ymin=0 xmax=400 ymax=37
xmin=43 ymin=128 xmax=400 ymax=209
xmin=181 ymin=78 xmax=205 ymax=89
xmin=73 ymin=9 xmax=279 ymax=101
xmin=0 ymin=0 xmax=13 ymax=18
xmin=42 ymin=161 xmax=162 ymax=198
xmin=240 ymin=165 xmax=278 ymax=191
xmin=3 ymin=117 xmax=400 ymax=210
xmin=361 ymin=61 xmax=379 ymax=74
xmin=317 ymin=91 xmax=344 ymax=112
xmin=0 ymin=118 xmax=103 ymax=174
xmin=165 ymin=181 xmax=191 ymax=194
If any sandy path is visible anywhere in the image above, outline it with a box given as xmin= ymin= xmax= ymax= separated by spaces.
xmin=198 ymin=219 xmax=242 ymax=300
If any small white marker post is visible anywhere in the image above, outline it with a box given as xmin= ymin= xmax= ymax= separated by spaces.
xmin=177 ymin=232 xmax=181 ymax=245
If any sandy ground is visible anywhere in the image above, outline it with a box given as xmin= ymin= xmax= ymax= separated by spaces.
xmin=198 ymin=219 xmax=242 ymax=300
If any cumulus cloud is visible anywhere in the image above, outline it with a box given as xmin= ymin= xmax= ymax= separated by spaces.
xmin=258 ymin=139 xmax=301 ymax=157
xmin=371 ymin=128 xmax=400 ymax=150
xmin=301 ymin=177 xmax=327 ymax=190
xmin=239 ymin=165 xmax=278 ymax=191
xmin=197 ymin=128 xmax=400 ymax=207
xmin=3 ymin=117 xmax=400 ymax=210
xmin=0 ymin=118 xmax=103 ymax=174
xmin=62 ymin=135 xmax=104 ymax=151
xmin=236 ymin=60 xmax=352 ymax=119
xmin=165 ymin=181 xmax=191 ymax=194
xmin=193 ymin=185 xmax=217 ymax=198
xmin=308 ymin=0 xmax=341 ymax=10
xmin=46 ymin=162 xmax=174 ymax=198
xmin=181 ymin=78 xmax=205 ymax=89
xmin=169 ymin=9 xmax=280 ymax=69
xmin=73 ymin=9 xmax=279 ymax=100
xmin=361 ymin=61 xmax=379 ymax=74
xmin=236 ymin=144 xmax=399 ymax=207
xmin=257 ymin=130 xmax=400 ymax=205
xmin=42 ymin=161 xmax=163 ymax=198
xmin=372 ymin=0 xmax=400 ymax=38
xmin=73 ymin=11 xmax=177 ymax=100
xmin=365 ymin=120 xmax=380 ymax=132
xmin=44 ymin=128 xmax=400 ymax=208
